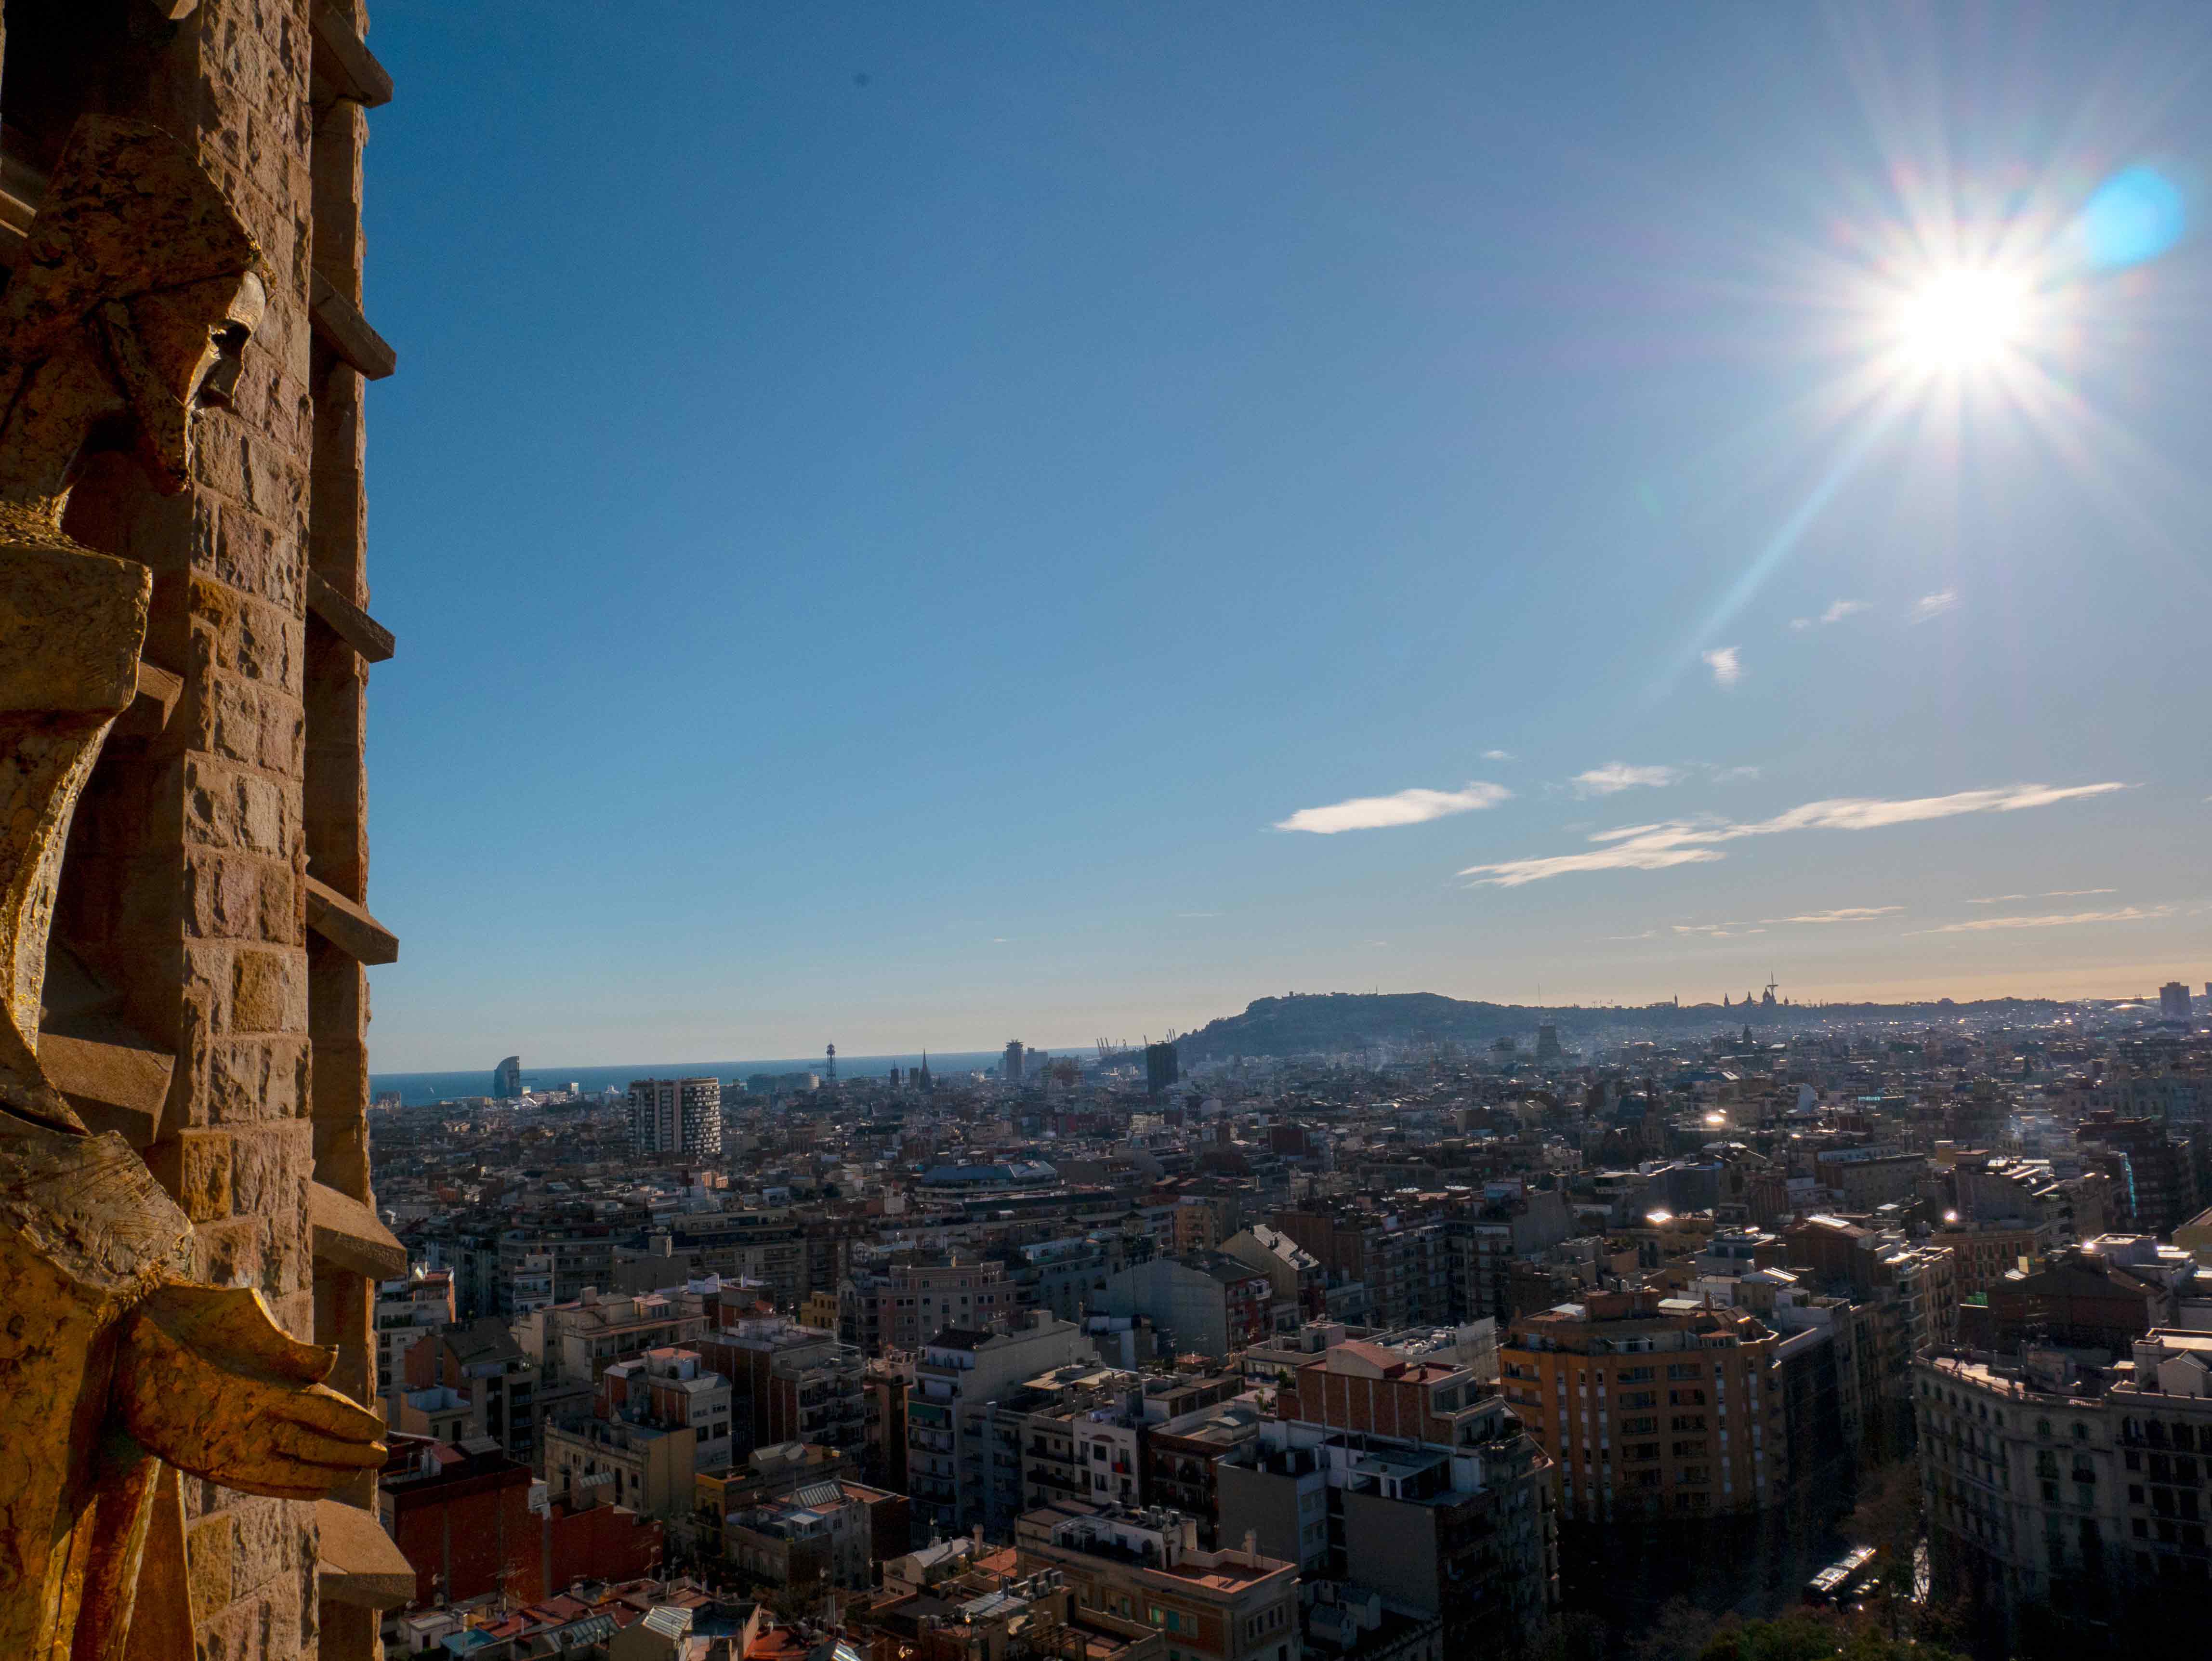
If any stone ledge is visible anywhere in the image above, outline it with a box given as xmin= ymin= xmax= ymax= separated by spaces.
xmin=311 ymin=5 xmax=395 ymax=110
xmin=306 ymin=568 xmax=395 ymax=663
xmin=116 ymin=659 xmax=185 ymax=737
xmin=309 ymin=270 xmax=397 ymax=381
xmin=315 ymin=1498 xmax=415 ymax=1610
xmin=309 ymin=1180 xmax=407 ymax=1279
xmin=37 ymin=1029 xmax=174 ymax=1146
xmin=304 ymin=876 xmax=398 ymax=965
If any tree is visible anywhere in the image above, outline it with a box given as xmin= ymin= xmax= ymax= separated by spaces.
xmin=1843 ymin=1463 xmax=1925 ymax=1637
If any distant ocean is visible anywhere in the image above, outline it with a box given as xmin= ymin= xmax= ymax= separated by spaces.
xmin=368 ymin=1052 xmax=1015 ymax=1107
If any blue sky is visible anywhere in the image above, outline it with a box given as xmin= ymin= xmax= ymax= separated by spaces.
xmin=359 ymin=3 xmax=2212 ymax=1069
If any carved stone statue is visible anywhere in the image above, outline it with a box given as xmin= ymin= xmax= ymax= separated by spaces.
xmin=0 ymin=118 xmax=385 ymax=1658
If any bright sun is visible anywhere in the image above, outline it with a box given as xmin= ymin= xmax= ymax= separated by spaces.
xmin=1893 ymin=267 xmax=2031 ymax=371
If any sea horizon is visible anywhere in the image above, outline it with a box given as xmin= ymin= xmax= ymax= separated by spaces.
xmin=368 ymin=1050 xmax=1058 ymax=1107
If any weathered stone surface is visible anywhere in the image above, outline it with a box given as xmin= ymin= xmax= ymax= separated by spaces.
xmin=0 ymin=111 xmax=386 ymax=1661
xmin=146 ymin=1128 xmax=235 ymax=1223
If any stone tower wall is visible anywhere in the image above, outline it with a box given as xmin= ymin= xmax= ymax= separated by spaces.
xmin=0 ymin=2 xmax=398 ymax=1656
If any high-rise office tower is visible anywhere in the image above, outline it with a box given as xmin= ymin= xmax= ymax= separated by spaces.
xmin=1003 ymin=1040 xmax=1026 ymax=1083
xmin=1146 ymin=1041 xmax=1180 ymax=1096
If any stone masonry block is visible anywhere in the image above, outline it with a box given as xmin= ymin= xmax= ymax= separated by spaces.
xmin=231 ymin=948 xmax=306 ymax=1033
xmin=229 ymin=1494 xmax=302 ymax=1600
xmin=230 ymin=1120 xmax=313 ymax=1218
xmin=182 ymin=849 xmax=261 ymax=941
xmin=145 ymin=1130 xmax=235 ymax=1224
xmin=186 ymin=1511 xmax=235 ymax=1626
xmin=210 ymin=503 xmax=303 ymax=610
xmin=182 ymin=758 xmax=297 ymax=859
xmin=207 ymin=1036 xmax=308 ymax=1124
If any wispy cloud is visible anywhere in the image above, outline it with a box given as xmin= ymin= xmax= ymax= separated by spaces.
xmin=1573 ymin=763 xmax=1684 ymax=797
xmin=1701 ymin=646 xmax=1743 ymax=688
xmin=1708 ymin=764 xmax=1761 ymax=783
xmin=1606 ymin=930 xmax=1657 ymax=941
xmin=1917 ymin=903 xmax=2173 ymax=935
xmin=1482 ymin=749 xmax=1514 ymax=762
xmin=1175 ymin=911 xmax=1220 ymax=919
xmin=1910 ymin=589 xmax=1959 ymax=623
xmin=1277 ymin=781 xmax=1511 ymax=835
xmin=1766 ymin=906 xmax=1903 ymax=924
xmin=1791 ymin=599 xmax=1869 ymax=631
xmin=1665 ymin=905 xmax=1902 ymax=935
xmin=1459 ymin=782 xmax=2126 ymax=887
xmin=1967 ymin=888 xmax=2115 ymax=905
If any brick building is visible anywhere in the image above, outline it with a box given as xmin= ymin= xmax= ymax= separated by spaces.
xmin=379 ymin=1435 xmax=663 ymax=1609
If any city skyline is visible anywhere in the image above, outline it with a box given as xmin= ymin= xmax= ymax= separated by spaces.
xmin=361 ymin=4 xmax=2211 ymax=1070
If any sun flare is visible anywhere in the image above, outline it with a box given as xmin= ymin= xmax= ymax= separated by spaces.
xmin=1892 ymin=266 xmax=2031 ymax=372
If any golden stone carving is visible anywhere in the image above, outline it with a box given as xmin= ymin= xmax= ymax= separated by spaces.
xmin=0 ymin=119 xmax=385 ymax=1658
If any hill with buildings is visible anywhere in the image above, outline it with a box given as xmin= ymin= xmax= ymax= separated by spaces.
xmin=1172 ymin=989 xmax=2071 ymax=1063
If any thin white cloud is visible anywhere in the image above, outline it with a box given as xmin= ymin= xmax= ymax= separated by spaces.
xmin=1175 ymin=911 xmax=1220 ymax=919
xmin=1765 ymin=906 xmax=1903 ymax=924
xmin=1573 ymin=763 xmax=1684 ymax=797
xmin=1917 ymin=904 xmax=2173 ymax=935
xmin=1606 ymin=930 xmax=1657 ymax=941
xmin=1483 ymin=749 xmax=1514 ymax=761
xmin=1706 ymin=764 xmax=1761 ymax=784
xmin=1967 ymin=888 xmax=2115 ymax=905
xmin=1793 ymin=599 xmax=1869 ymax=630
xmin=1702 ymin=647 xmax=1742 ymax=688
xmin=1276 ymin=781 xmax=1511 ymax=835
xmin=1459 ymin=782 xmax=2127 ymax=887
xmin=1910 ymin=589 xmax=1959 ymax=623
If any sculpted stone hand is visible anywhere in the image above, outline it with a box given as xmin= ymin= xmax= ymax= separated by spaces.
xmin=116 ymin=1285 xmax=389 ymax=1501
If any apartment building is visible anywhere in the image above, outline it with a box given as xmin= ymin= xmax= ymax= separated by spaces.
xmin=1918 ymin=1331 xmax=2212 ymax=1635
xmin=843 ymin=1253 xmax=1017 ymax=1352
xmin=726 ymin=1477 xmax=875 ymax=1591
xmin=1014 ymin=1502 xmax=1301 ymax=1661
xmin=374 ymin=1265 xmax=456 ymax=1394
xmin=1216 ymin=1399 xmax=1556 ymax=1648
xmin=908 ymin=1314 xmax=1093 ymax=1537
xmin=1935 ymin=1222 xmax=2052 ymax=1298
xmin=1501 ymin=1290 xmax=1785 ymax=1522
xmin=543 ymin=1415 xmax=698 ymax=1521
xmin=1275 ymin=1339 xmax=1498 ymax=1449
xmin=1148 ymin=1402 xmax=1267 ymax=1549
xmin=996 ymin=1366 xmax=1147 ymax=1519
xmin=1219 ymin=1226 xmax=1327 ymax=1321
xmin=599 ymin=1347 xmax=736 ymax=1473
xmin=629 ymin=1076 xmax=724 ymax=1157
xmin=517 ymin=1285 xmax=715 ymax=1392
xmin=399 ymin=1316 xmax=542 ymax=1467
xmin=698 ymin=1312 xmax=868 ymax=1456
xmin=1093 ymin=1254 xmax=1280 ymax=1361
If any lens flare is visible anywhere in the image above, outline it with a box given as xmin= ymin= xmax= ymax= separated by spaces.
xmin=1892 ymin=267 xmax=2030 ymax=371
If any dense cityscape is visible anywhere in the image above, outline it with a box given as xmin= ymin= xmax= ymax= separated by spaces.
xmin=353 ymin=983 xmax=2212 ymax=1658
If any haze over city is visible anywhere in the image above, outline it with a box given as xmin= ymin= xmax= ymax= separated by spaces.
xmin=357 ymin=4 xmax=2212 ymax=1070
